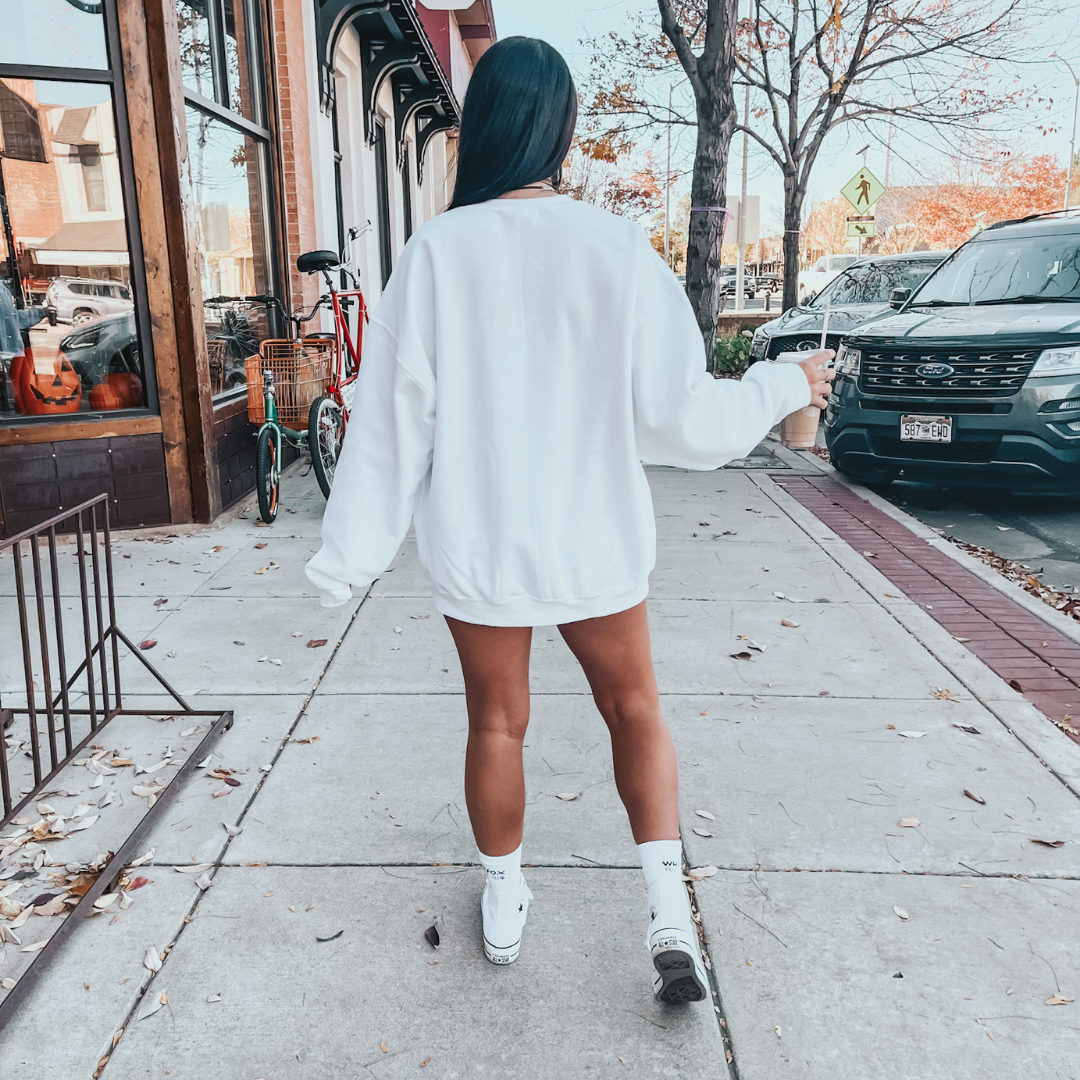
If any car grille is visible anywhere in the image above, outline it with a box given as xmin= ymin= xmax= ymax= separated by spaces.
xmin=766 ymin=334 xmax=844 ymax=360
xmin=859 ymin=347 xmax=1039 ymax=398
xmin=869 ymin=433 xmax=1001 ymax=463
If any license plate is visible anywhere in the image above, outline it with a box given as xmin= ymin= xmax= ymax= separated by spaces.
xmin=900 ymin=415 xmax=952 ymax=443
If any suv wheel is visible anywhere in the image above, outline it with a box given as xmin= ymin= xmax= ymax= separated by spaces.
xmin=72 ymin=309 xmax=96 ymax=325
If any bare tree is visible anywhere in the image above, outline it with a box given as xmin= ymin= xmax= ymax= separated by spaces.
xmin=581 ymin=0 xmax=1046 ymax=312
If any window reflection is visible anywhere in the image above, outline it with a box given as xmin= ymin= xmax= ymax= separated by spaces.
xmin=0 ymin=1 xmax=108 ymax=71
xmin=815 ymin=260 xmax=942 ymax=306
xmin=0 ymin=79 xmax=145 ymax=419
xmin=185 ymin=107 xmax=272 ymax=399
xmin=177 ymin=0 xmax=215 ymax=102
xmin=177 ymin=0 xmax=260 ymax=123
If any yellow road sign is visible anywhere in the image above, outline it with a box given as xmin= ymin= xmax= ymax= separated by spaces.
xmin=841 ymin=167 xmax=886 ymax=213
xmin=846 ymin=219 xmax=876 ymax=238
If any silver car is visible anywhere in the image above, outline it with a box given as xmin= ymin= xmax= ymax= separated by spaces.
xmin=45 ymin=277 xmax=135 ymax=325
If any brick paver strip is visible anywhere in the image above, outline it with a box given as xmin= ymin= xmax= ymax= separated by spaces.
xmin=779 ymin=476 xmax=1080 ymax=744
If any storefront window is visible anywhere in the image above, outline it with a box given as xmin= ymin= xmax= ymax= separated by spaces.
xmin=0 ymin=78 xmax=147 ymax=420
xmin=180 ymin=0 xmax=278 ymax=402
xmin=0 ymin=1 xmax=108 ymax=71
xmin=186 ymin=107 xmax=272 ymax=397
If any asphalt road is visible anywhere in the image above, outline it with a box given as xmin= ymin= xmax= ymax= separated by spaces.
xmin=881 ymin=482 xmax=1080 ymax=593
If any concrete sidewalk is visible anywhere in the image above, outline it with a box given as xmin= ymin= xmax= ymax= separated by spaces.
xmin=2 ymin=447 xmax=1078 ymax=1079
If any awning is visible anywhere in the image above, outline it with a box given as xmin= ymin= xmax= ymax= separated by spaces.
xmin=33 ymin=218 xmax=129 ymax=266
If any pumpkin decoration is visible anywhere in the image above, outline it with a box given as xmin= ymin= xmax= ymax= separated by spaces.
xmin=89 ymin=372 xmax=143 ymax=411
xmin=10 ymin=349 xmax=83 ymax=415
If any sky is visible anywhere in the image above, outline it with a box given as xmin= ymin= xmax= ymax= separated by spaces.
xmin=493 ymin=0 xmax=1080 ymax=236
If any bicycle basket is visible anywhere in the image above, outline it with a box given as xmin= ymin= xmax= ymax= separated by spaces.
xmin=245 ymin=339 xmax=333 ymax=430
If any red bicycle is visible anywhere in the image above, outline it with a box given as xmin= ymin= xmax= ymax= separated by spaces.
xmin=295 ymin=223 xmax=370 ymax=498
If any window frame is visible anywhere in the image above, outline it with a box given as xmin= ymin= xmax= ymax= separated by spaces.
xmin=0 ymin=0 xmax=160 ymax=427
xmin=177 ymin=0 xmax=284 ymax=405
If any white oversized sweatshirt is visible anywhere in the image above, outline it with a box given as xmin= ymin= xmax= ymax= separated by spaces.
xmin=305 ymin=194 xmax=809 ymax=625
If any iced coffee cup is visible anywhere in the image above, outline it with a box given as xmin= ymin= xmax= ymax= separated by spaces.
xmin=772 ymin=349 xmax=831 ymax=450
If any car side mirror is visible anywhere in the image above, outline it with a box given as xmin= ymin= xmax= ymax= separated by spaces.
xmin=890 ymin=287 xmax=912 ymax=309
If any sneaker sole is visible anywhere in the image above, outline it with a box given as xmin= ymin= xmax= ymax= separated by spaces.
xmin=483 ymin=935 xmax=522 ymax=965
xmin=652 ymin=947 xmax=707 ymax=1004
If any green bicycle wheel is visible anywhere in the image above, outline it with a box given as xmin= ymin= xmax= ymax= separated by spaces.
xmin=256 ymin=426 xmax=279 ymax=524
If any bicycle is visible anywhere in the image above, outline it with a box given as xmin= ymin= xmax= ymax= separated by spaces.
xmin=205 ymin=225 xmax=369 ymax=524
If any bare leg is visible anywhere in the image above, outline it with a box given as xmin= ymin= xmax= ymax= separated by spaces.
xmin=444 ymin=616 xmax=533 ymax=857
xmin=558 ymin=601 xmax=679 ymax=843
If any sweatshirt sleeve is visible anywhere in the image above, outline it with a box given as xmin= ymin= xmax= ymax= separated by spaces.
xmin=631 ymin=238 xmax=811 ymax=470
xmin=304 ymin=319 xmax=435 ymax=607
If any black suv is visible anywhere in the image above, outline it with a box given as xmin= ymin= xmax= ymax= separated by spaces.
xmin=825 ymin=212 xmax=1080 ymax=491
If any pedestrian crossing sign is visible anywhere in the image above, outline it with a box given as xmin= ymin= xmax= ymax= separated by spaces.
xmin=841 ymin=167 xmax=886 ymax=213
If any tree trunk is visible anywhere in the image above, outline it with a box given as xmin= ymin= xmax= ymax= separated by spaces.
xmin=685 ymin=84 xmax=737 ymax=369
xmin=781 ymin=169 xmax=804 ymax=312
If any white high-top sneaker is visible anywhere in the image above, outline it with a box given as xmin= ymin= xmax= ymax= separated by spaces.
xmin=647 ymin=880 xmax=708 ymax=1004
xmin=481 ymin=875 xmax=534 ymax=965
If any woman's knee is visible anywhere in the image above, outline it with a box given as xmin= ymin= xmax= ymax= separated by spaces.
xmin=593 ymin=688 xmax=663 ymax=731
xmin=468 ymin=704 xmax=530 ymax=742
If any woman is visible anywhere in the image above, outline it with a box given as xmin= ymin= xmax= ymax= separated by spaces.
xmin=306 ymin=37 xmax=833 ymax=1005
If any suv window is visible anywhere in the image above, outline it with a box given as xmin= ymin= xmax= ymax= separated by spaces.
xmin=118 ymin=285 xmax=131 ymax=300
xmin=915 ymin=230 xmax=1080 ymax=305
xmin=813 ymin=258 xmax=827 ymax=273
xmin=827 ymin=255 xmax=858 ymax=272
xmin=68 ymin=282 xmax=88 ymax=295
xmin=93 ymin=284 xmax=113 ymax=297
xmin=813 ymin=259 xmax=941 ymax=306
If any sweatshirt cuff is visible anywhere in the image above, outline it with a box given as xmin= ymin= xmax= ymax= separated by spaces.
xmin=746 ymin=359 xmax=812 ymax=416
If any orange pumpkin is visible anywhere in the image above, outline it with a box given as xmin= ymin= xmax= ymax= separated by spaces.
xmin=89 ymin=372 xmax=143 ymax=411
xmin=10 ymin=349 xmax=83 ymax=415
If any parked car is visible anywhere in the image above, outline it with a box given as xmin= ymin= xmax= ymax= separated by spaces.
xmin=58 ymin=312 xmax=144 ymax=403
xmin=824 ymin=211 xmax=1080 ymax=492
xmin=748 ymin=251 xmax=949 ymax=364
xmin=797 ymin=253 xmax=860 ymax=302
xmin=755 ymin=271 xmax=781 ymax=294
xmin=45 ymin=276 xmax=135 ymax=324
xmin=717 ymin=265 xmax=755 ymax=300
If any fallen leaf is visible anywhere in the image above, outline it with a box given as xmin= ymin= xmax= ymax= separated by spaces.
xmin=137 ymin=990 xmax=167 ymax=1019
xmin=932 ymin=689 xmax=961 ymax=702
xmin=555 ymin=792 xmax=580 ymax=801
xmin=223 ymin=823 xmax=242 ymax=837
xmin=316 ymin=930 xmax=344 ymax=942
xmin=381 ymin=1042 xmax=389 ymax=1054
xmin=1031 ymin=839 xmax=1065 ymax=848
xmin=207 ymin=993 xmax=221 ymax=1003
xmin=897 ymin=731 xmax=926 ymax=739
xmin=1046 ymin=994 xmax=1074 ymax=1006
xmin=1 ymin=978 xmax=16 ymax=989
xmin=291 ymin=631 xmax=303 ymax=638
xmin=729 ymin=651 xmax=754 ymax=661
xmin=138 ymin=640 xmax=157 ymax=651
xmin=774 ymin=1026 xmax=782 ymax=1038
xmin=684 ymin=866 xmax=719 ymax=881
xmin=211 ymin=786 xmax=231 ymax=799
xmin=424 ymin=925 xmax=440 ymax=949
xmin=129 ymin=850 xmax=155 ymax=867
xmin=195 ymin=873 xmax=213 ymax=891
xmin=154 ymin=598 xmax=168 ymax=609
xmin=254 ymin=542 xmax=267 ymax=549
xmin=963 ymin=790 xmax=986 ymax=805
xmin=307 ymin=639 xmax=328 ymax=648
xmin=893 ymin=905 xmax=910 ymax=921
xmin=420 ymin=1058 xmax=432 ymax=1068
xmin=953 ymin=724 xmax=982 ymax=735
xmin=143 ymin=946 xmax=162 ymax=972
xmin=780 ymin=619 xmax=799 ymax=628
xmin=222 ymin=777 xmax=241 ymax=787
xmin=898 ymin=818 xmax=920 ymax=828
xmin=692 ymin=827 xmax=714 ymax=838
xmin=996 ymin=526 xmax=1011 ymax=532
xmin=1008 ymin=679 xmax=1024 ymax=693
xmin=180 ymin=726 xmax=199 ymax=738
xmin=174 ymin=864 xmax=213 ymax=875
xmin=94 ymin=893 xmax=119 ymax=909
xmin=695 ymin=810 xmax=716 ymax=821
xmin=20 ymin=939 xmax=48 ymax=953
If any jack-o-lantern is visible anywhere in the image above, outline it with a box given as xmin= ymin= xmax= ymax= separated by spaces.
xmin=89 ymin=372 xmax=143 ymax=411
xmin=10 ymin=349 xmax=83 ymax=415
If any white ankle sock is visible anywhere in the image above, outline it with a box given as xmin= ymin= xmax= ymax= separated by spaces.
xmin=637 ymin=839 xmax=683 ymax=891
xmin=478 ymin=844 xmax=522 ymax=894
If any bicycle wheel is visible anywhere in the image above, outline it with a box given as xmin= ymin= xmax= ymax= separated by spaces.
xmin=256 ymin=425 xmax=279 ymax=524
xmin=308 ymin=395 xmax=344 ymax=499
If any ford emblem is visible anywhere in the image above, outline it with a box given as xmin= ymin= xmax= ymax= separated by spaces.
xmin=915 ymin=362 xmax=954 ymax=378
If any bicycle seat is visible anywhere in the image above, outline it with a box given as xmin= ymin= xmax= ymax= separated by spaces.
xmin=297 ymin=250 xmax=339 ymax=274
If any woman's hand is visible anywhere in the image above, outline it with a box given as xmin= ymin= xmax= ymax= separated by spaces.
xmin=798 ymin=350 xmax=837 ymax=410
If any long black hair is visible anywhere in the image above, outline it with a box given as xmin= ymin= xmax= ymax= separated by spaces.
xmin=449 ymin=37 xmax=577 ymax=210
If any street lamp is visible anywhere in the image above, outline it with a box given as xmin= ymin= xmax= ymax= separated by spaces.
xmin=1051 ymin=54 xmax=1079 ymax=211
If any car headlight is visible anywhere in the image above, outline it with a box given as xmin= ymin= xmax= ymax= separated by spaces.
xmin=749 ymin=332 xmax=768 ymax=360
xmin=835 ymin=344 xmax=861 ymax=376
xmin=1030 ymin=347 xmax=1080 ymax=378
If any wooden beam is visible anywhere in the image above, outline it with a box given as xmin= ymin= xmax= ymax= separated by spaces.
xmin=140 ymin=0 xmax=222 ymax=524
xmin=115 ymin=0 xmax=194 ymax=524
xmin=0 ymin=416 xmax=163 ymax=447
